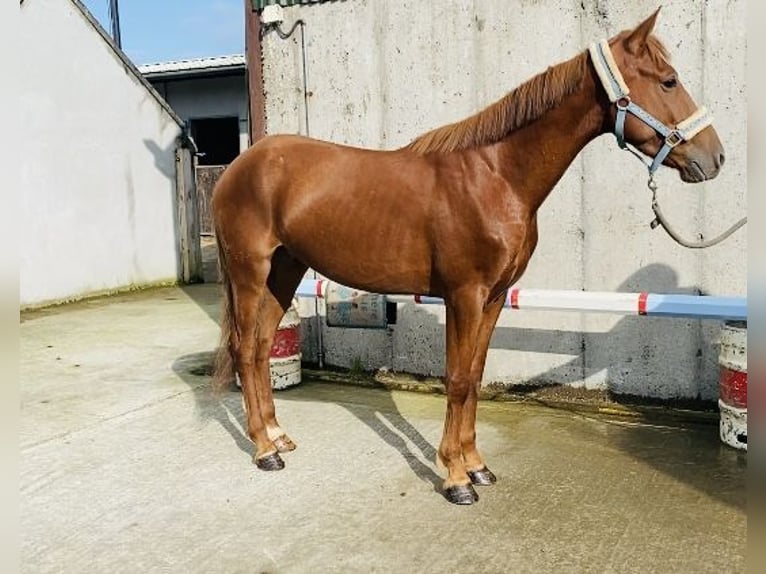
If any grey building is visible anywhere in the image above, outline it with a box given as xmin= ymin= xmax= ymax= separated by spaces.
xmin=140 ymin=55 xmax=249 ymax=167
xmin=140 ymin=55 xmax=249 ymax=235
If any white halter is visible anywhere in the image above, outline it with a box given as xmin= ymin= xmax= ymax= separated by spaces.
xmin=588 ymin=39 xmax=713 ymax=175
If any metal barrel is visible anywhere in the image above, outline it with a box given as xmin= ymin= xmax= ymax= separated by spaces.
xmin=269 ymin=303 xmax=302 ymax=390
xmin=718 ymin=321 xmax=747 ymax=450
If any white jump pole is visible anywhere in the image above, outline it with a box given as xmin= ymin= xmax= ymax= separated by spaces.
xmin=296 ymin=279 xmax=746 ymax=321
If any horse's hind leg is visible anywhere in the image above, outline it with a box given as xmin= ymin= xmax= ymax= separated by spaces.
xmin=228 ymin=257 xmax=285 ymax=470
xmin=254 ymin=248 xmax=308 ymax=454
xmin=460 ymin=293 xmax=505 ymax=487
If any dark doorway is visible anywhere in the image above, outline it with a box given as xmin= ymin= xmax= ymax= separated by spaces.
xmin=190 ymin=117 xmax=240 ymax=166
xmin=191 ymin=116 xmax=240 ymax=242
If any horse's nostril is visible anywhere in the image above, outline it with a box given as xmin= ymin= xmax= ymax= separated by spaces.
xmin=718 ymin=152 xmax=726 ymax=167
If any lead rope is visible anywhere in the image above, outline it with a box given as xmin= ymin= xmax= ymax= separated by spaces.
xmin=626 ymin=145 xmax=747 ymax=249
xmin=646 ymin=176 xmax=747 ymax=249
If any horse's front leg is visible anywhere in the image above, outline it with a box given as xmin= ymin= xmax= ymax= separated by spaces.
xmin=439 ymin=289 xmax=486 ymax=505
xmin=460 ymin=294 xmax=506 ymax=487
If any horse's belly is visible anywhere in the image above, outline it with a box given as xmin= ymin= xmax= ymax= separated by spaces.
xmin=280 ymin=207 xmax=434 ymax=295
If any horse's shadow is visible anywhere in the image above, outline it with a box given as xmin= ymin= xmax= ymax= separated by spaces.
xmin=178 ymin=274 xmax=442 ymax=488
xmin=176 ymin=261 xmax=745 ymax=511
xmin=171 ymin=348 xmax=442 ymax=490
xmin=172 ymin=351 xmax=252 ymax=458
xmin=279 ymin=382 xmax=443 ymax=490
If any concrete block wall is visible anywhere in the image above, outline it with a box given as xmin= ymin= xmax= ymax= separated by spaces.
xmin=19 ymin=0 xmax=184 ymax=307
xmin=262 ymin=0 xmax=746 ymax=400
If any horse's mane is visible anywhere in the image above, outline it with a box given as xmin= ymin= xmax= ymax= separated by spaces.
xmin=405 ymin=35 xmax=671 ymax=155
xmin=405 ymin=51 xmax=589 ymax=154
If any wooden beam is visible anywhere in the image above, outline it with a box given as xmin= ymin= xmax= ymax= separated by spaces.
xmin=245 ymin=0 xmax=266 ymax=144
xmin=175 ymin=146 xmax=203 ymax=283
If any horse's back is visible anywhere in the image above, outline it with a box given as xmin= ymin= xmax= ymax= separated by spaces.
xmin=216 ymin=133 xmax=434 ymax=218
xmin=216 ymin=134 xmax=395 ymax=201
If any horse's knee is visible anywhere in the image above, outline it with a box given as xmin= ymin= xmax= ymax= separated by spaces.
xmin=235 ymin=359 xmax=255 ymax=378
xmin=445 ymin=373 xmax=473 ymax=403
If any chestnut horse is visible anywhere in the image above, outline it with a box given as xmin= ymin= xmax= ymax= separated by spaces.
xmin=212 ymin=9 xmax=724 ymax=504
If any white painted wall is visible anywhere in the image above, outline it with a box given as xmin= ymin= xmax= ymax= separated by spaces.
xmin=152 ymin=75 xmax=250 ymax=153
xmin=19 ymin=0 xmax=184 ymax=307
xmin=263 ymin=0 xmax=746 ymax=400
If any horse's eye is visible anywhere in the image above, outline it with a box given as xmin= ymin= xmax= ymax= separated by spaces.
xmin=661 ymin=77 xmax=678 ymax=89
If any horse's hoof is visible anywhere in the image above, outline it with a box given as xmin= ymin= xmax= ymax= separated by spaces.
xmin=444 ymin=484 xmax=479 ymax=505
xmin=254 ymin=452 xmax=284 ymax=471
xmin=467 ymin=466 xmax=497 ymax=486
xmin=273 ymin=435 xmax=297 ymax=453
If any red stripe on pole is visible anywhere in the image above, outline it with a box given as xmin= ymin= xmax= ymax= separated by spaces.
xmin=719 ymin=367 xmax=747 ymax=409
xmin=510 ymin=289 xmax=520 ymax=309
xmin=315 ymin=280 xmax=323 ymax=298
xmin=638 ymin=292 xmax=648 ymax=315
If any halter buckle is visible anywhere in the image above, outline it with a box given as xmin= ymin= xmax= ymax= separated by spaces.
xmin=665 ymin=130 xmax=684 ymax=148
xmin=616 ymin=97 xmax=631 ymax=110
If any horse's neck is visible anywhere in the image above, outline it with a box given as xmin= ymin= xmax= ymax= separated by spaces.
xmin=494 ymin=71 xmax=607 ymax=213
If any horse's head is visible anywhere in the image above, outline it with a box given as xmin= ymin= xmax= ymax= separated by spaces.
xmin=597 ymin=8 xmax=725 ymax=183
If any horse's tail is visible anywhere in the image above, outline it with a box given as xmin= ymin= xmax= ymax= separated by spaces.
xmin=213 ymin=235 xmax=236 ymax=392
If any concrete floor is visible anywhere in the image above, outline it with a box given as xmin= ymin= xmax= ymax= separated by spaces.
xmin=20 ymin=284 xmax=747 ymax=573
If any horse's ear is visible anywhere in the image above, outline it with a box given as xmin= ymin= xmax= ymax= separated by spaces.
xmin=625 ymin=7 xmax=661 ymax=55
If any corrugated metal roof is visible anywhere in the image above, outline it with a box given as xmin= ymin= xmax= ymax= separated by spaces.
xmin=138 ymin=54 xmax=246 ymax=78
xmin=252 ymin=0 xmax=340 ymax=10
